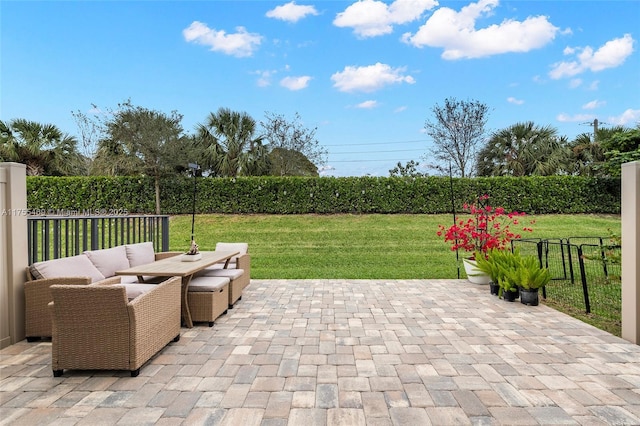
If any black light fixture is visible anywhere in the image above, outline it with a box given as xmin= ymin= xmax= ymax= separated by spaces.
xmin=188 ymin=163 xmax=200 ymax=244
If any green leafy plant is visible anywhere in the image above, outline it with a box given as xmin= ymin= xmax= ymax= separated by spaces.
xmin=516 ymin=255 xmax=552 ymax=290
xmin=474 ymin=248 xmax=509 ymax=283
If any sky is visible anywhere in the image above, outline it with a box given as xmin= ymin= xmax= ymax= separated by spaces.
xmin=2 ymin=0 xmax=639 ymax=177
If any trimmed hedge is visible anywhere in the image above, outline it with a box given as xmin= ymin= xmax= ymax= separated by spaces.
xmin=27 ymin=175 xmax=621 ymax=215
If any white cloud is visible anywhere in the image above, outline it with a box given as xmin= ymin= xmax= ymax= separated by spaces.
xmin=507 ymin=97 xmax=524 ymax=105
xmin=334 ymin=0 xmax=437 ymax=38
xmin=402 ymin=0 xmax=559 ymax=59
xmin=183 ymin=21 xmax=262 ymax=57
xmin=394 ymin=106 xmax=408 ymax=113
xmin=569 ymin=78 xmax=582 ymax=89
xmin=582 ymin=100 xmax=605 ymax=110
xmin=266 ymin=2 xmax=319 ymax=23
xmin=609 ymin=109 xmax=640 ymax=126
xmin=549 ymin=34 xmax=635 ymax=79
xmin=331 ymin=63 xmax=415 ymax=92
xmin=556 ymin=113 xmax=595 ymax=123
xmin=588 ymin=80 xmax=600 ymax=91
xmin=280 ymin=75 xmax=312 ymax=90
xmin=356 ymin=100 xmax=379 ymax=109
xmin=253 ymin=70 xmax=276 ymax=87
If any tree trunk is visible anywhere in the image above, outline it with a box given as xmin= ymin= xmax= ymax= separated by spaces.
xmin=154 ymin=175 xmax=161 ymax=215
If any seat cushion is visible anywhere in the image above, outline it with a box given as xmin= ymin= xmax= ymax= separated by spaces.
xmin=188 ymin=276 xmax=230 ymax=292
xmin=119 ymin=275 xmax=165 ymax=284
xmin=125 ymin=242 xmax=156 ymax=267
xmin=199 ymin=268 xmax=244 ymax=280
xmin=29 ymin=254 xmax=105 ymax=283
xmin=84 ymin=246 xmax=130 ymax=278
xmin=120 ymin=283 xmax=158 ymax=300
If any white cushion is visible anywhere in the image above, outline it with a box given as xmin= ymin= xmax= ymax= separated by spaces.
xmin=215 ymin=242 xmax=248 ymax=263
xmin=200 ymin=268 xmax=244 ymax=280
xmin=120 ymin=283 xmax=157 ymax=300
xmin=84 ymin=246 xmax=130 ymax=278
xmin=188 ymin=276 xmax=230 ymax=292
xmin=29 ymin=254 xmax=105 ymax=283
xmin=125 ymin=242 xmax=156 ymax=267
xmin=119 ymin=275 xmax=165 ymax=284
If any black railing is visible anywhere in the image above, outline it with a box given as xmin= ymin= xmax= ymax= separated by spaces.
xmin=27 ymin=215 xmax=170 ymax=265
xmin=512 ymin=238 xmax=621 ymax=321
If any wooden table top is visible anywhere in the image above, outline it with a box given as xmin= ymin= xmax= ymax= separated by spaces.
xmin=115 ymin=250 xmax=239 ymax=277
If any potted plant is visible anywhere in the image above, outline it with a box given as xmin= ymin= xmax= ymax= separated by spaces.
xmin=437 ymin=195 xmax=533 ymax=284
xmin=493 ymin=249 xmax=522 ymax=301
xmin=474 ymin=249 xmax=507 ymax=295
xmin=515 ymin=255 xmax=551 ymax=306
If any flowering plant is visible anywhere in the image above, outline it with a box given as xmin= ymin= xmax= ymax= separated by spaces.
xmin=437 ymin=195 xmax=533 ymax=258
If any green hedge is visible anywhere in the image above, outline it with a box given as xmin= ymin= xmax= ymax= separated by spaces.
xmin=27 ymin=175 xmax=621 ymax=215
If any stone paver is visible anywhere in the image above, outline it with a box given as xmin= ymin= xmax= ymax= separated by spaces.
xmin=2 ymin=279 xmax=640 ymax=425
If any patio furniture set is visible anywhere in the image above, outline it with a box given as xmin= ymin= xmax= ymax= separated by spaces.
xmin=23 ymin=241 xmax=251 ymax=377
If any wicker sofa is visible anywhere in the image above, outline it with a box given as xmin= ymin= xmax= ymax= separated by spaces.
xmin=49 ymin=276 xmax=181 ymax=377
xmin=25 ymin=242 xmax=179 ymax=341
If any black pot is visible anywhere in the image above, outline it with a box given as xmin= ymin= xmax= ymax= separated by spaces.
xmin=489 ymin=282 xmax=499 ymax=295
xmin=503 ymin=289 xmax=519 ymax=302
xmin=520 ymin=288 xmax=539 ymax=306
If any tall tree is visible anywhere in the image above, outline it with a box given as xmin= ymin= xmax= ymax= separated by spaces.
xmin=92 ymin=101 xmax=192 ymax=213
xmin=0 ymin=119 xmax=86 ymax=176
xmin=597 ymin=125 xmax=640 ymax=177
xmin=197 ymin=108 xmax=269 ymax=177
xmin=388 ymin=160 xmax=426 ymax=177
xmin=477 ymin=122 xmax=568 ymax=177
xmin=260 ymin=112 xmax=327 ymax=176
xmin=423 ymin=98 xmax=489 ymax=177
xmin=565 ymin=133 xmax=606 ymax=176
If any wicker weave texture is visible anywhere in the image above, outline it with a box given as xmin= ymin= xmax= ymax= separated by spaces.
xmin=188 ymin=283 xmax=229 ymax=325
xmin=50 ymin=276 xmax=181 ymax=375
xmin=25 ymin=275 xmax=91 ymax=339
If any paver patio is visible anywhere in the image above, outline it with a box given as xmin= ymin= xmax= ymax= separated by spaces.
xmin=2 ymin=279 xmax=640 ymax=425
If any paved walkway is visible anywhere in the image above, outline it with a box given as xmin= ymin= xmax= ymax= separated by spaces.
xmin=1 ymin=279 xmax=640 ymax=425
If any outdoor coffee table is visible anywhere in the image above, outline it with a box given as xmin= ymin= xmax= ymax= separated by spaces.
xmin=116 ymin=250 xmax=239 ymax=328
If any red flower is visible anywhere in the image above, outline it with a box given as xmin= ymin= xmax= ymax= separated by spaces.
xmin=437 ymin=195 xmax=533 ymax=256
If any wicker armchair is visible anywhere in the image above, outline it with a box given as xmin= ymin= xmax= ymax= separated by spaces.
xmin=49 ymin=276 xmax=181 ymax=377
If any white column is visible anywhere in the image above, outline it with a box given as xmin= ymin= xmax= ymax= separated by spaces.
xmin=0 ymin=162 xmax=28 ymax=348
xmin=621 ymin=161 xmax=640 ymax=344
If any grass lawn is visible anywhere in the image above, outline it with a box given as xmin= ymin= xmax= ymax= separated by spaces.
xmin=169 ymin=213 xmax=621 ymax=279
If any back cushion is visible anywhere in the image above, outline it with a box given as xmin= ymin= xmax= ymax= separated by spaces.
xmin=125 ymin=242 xmax=156 ymax=267
xmin=29 ymin=254 xmax=105 ymax=283
xmin=215 ymin=242 xmax=248 ymax=262
xmin=84 ymin=246 xmax=130 ymax=278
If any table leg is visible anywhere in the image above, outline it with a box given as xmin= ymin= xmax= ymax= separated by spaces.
xmin=181 ymin=275 xmax=194 ymax=328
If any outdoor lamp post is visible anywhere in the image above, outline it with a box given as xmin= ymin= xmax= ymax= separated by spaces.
xmin=188 ymin=163 xmax=200 ymax=246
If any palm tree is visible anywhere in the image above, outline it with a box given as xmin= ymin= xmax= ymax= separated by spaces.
xmin=565 ymin=133 xmax=606 ymax=176
xmin=477 ymin=122 xmax=567 ymax=176
xmin=0 ymin=119 xmax=86 ymax=175
xmin=197 ymin=108 xmax=270 ymax=177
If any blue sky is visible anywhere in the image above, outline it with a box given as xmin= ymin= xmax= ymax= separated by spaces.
xmin=2 ymin=0 xmax=639 ymax=177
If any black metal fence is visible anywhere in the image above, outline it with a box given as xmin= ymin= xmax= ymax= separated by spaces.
xmin=512 ymin=238 xmax=621 ymax=322
xmin=27 ymin=215 xmax=170 ymax=265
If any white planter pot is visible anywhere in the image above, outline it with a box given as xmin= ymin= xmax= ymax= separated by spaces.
xmin=463 ymin=258 xmax=492 ymax=285
xmin=181 ymin=253 xmax=202 ymax=262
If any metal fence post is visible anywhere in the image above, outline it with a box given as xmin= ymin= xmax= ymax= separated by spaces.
xmin=577 ymin=245 xmax=591 ymax=314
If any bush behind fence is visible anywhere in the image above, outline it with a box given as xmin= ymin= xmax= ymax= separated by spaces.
xmin=27 ymin=175 xmax=621 ymax=215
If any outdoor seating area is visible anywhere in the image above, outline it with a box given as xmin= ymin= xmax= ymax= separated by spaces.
xmin=2 ymin=278 xmax=640 ymax=425
xmin=21 ymin=241 xmax=251 ymax=377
